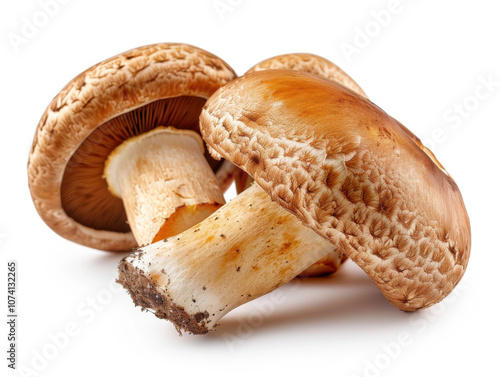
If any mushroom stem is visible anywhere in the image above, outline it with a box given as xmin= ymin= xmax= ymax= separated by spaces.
xmin=118 ymin=184 xmax=340 ymax=334
xmin=104 ymin=127 xmax=225 ymax=246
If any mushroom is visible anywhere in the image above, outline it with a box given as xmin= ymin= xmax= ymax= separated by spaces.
xmin=28 ymin=43 xmax=237 ymax=250
xmin=117 ymin=70 xmax=471 ymax=334
xmin=235 ymin=52 xmax=368 ymax=277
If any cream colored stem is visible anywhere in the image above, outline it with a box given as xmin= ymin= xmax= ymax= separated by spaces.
xmin=104 ymin=127 xmax=225 ymax=246
xmin=118 ymin=184 xmax=342 ymax=334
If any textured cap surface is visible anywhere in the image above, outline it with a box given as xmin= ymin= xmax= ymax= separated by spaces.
xmin=28 ymin=43 xmax=237 ymax=251
xmin=200 ymin=69 xmax=471 ymax=311
xmin=237 ymin=53 xmax=367 ymax=195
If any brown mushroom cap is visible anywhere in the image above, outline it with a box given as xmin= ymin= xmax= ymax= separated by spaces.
xmin=28 ymin=43 xmax=237 ymax=251
xmin=246 ymin=52 xmax=367 ymax=97
xmin=200 ymin=69 xmax=471 ymax=311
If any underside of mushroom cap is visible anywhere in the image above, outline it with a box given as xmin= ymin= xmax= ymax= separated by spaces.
xmin=200 ymin=69 xmax=471 ymax=311
xmin=28 ymin=43 xmax=237 ymax=251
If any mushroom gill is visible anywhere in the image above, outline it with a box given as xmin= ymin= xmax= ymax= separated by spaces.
xmin=60 ymin=95 xmax=218 ymax=233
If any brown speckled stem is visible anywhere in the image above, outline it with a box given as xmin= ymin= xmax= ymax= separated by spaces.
xmin=117 ymin=184 xmax=341 ymax=334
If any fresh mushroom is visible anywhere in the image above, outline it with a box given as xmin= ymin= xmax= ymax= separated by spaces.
xmin=236 ymin=52 xmax=368 ymax=277
xmin=28 ymin=43 xmax=237 ymax=250
xmin=117 ymin=70 xmax=471 ymax=334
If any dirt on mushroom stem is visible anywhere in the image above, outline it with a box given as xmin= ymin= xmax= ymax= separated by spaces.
xmin=117 ymin=184 xmax=343 ymax=334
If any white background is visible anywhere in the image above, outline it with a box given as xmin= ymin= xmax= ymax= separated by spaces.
xmin=1 ymin=1 xmax=499 ymax=376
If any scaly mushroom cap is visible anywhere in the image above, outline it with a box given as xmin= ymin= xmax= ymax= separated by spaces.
xmin=28 ymin=43 xmax=237 ymax=251
xmin=200 ymin=69 xmax=471 ymax=311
